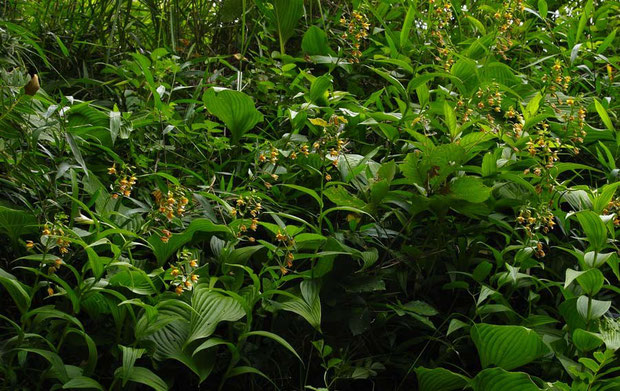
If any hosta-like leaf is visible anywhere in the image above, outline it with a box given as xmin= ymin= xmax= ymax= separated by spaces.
xmin=415 ymin=367 xmax=470 ymax=391
xmin=203 ymin=88 xmax=263 ymax=144
xmin=62 ymin=376 xmax=105 ymax=390
xmin=118 ymin=345 xmax=146 ymax=386
xmin=186 ymin=286 xmax=245 ymax=344
xmin=576 ymin=296 xmax=611 ymax=321
xmin=471 ymin=323 xmax=549 ymax=370
xmin=0 ymin=206 xmax=38 ymax=242
xmin=0 ymin=267 xmax=31 ymax=313
xmin=277 ymin=279 xmax=322 ymax=331
xmin=471 ymin=368 xmax=541 ymax=391
xmin=576 ymin=211 xmax=608 ymax=252
xmin=572 ymin=329 xmax=604 ymax=352
xmin=119 ymin=366 xmax=168 ymax=391
xmin=302 ymin=26 xmax=332 ymax=56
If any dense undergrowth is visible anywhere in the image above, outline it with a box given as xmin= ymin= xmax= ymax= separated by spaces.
xmin=0 ymin=0 xmax=619 ymax=390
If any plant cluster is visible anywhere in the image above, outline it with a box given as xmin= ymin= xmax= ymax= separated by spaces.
xmin=0 ymin=0 xmax=618 ymax=390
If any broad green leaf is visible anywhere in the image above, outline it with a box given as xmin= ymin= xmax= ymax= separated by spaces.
xmin=0 ymin=267 xmax=31 ymax=313
xmin=278 ymin=279 xmax=322 ymax=330
xmin=443 ymin=101 xmax=457 ymax=138
xmin=415 ymin=367 xmax=470 ymax=391
xmin=63 ymin=376 xmax=105 ymax=390
xmin=593 ymin=98 xmax=615 ymax=131
xmin=450 ymin=176 xmax=491 ymax=203
xmin=118 ymin=345 xmax=146 ymax=386
xmin=576 ymin=211 xmax=608 ymax=252
xmin=465 ymin=15 xmax=486 ymax=34
xmin=471 ymin=324 xmax=549 ymax=370
xmin=0 ymin=206 xmax=38 ymax=242
xmin=120 ymin=366 xmax=168 ymax=391
xmin=576 ymin=296 xmax=611 ymax=321
xmin=572 ymin=329 xmax=604 ymax=351
xmin=302 ymin=26 xmax=332 ymax=56
xmin=575 ymin=268 xmax=604 ymax=295
xmin=203 ymin=88 xmax=263 ymax=144
xmin=524 ymin=92 xmax=542 ymax=121
xmin=19 ymin=348 xmax=69 ymax=383
xmin=308 ymin=75 xmax=332 ymax=106
xmin=538 ymin=0 xmax=548 ymax=18
xmin=471 ymin=368 xmax=541 ymax=391
xmin=268 ymin=0 xmax=303 ymax=54
xmin=186 ymin=286 xmax=245 ymax=344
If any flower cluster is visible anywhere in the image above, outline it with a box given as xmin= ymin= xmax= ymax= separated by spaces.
xmin=275 ymin=230 xmax=296 ymax=275
xmin=108 ymin=164 xmax=137 ymax=199
xmin=339 ymin=10 xmax=370 ymax=62
xmin=491 ymin=0 xmax=525 ymax=60
xmin=457 ymin=85 xmax=504 ymax=124
xmin=230 ymin=191 xmax=263 ymax=241
xmin=603 ymin=198 xmax=620 ymax=227
xmin=42 ymin=221 xmax=71 ymax=256
xmin=427 ymin=1 xmax=455 ymax=71
xmin=168 ymin=249 xmax=200 ymax=295
xmin=516 ymin=205 xmax=556 ymax=236
xmin=525 ymin=127 xmax=561 ymax=169
xmin=153 ymin=187 xmax=190 ymax=221
xmin=544 ymin=60 xmax=572 ymax=93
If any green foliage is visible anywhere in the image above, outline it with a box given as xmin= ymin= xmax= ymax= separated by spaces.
xmin=0 ymin=0 xmax=618 ymax=390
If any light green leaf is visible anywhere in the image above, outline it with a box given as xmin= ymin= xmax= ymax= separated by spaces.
xmin=203 ymin=88 xmax=263 ymax=144
xmin=576 ymin=211 xmax=608 ymax=252
xmin=471 ymin=324 xmax=549 ymax=370
xmin=443 ymin=101 xmax=457 ymax=138
xmin=450 ymin=176 xmax=491 ymax=203
xmin=576 ymin=296 xmax=611 ymax=320
xmin=593 ymin=98 xmax=615 ymax=131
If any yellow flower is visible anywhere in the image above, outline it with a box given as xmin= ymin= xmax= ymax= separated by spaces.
xmin=175 ymin=285 xmax=184 ymax=295
xmin=108 ymin=165 xmax=117 ymax=175
xmin=25 ymin=240 xmax=34 ymax=249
